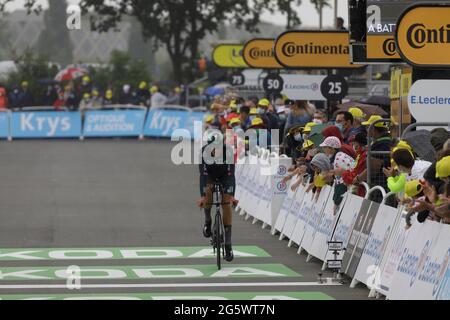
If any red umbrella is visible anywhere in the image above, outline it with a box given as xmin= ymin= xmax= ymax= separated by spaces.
xmin=55 ymin=67 xmax=88 ymax=82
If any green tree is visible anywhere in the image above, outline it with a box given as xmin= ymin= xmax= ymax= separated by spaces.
xmin=79 ymin=0 xmax=301 ymax=82
xmin=35 ymin=0 xmax=74 ymax=65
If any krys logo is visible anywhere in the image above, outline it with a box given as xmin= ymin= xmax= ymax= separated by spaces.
xmin=277 ymin=181 xmax=287 ymax=192
xmin=277 ymin=165 xmax=287 ymax=176
xmin=433 ymin=248 xmax=450 ymax=297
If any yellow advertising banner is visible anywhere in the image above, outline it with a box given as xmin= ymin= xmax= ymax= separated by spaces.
xmin=274 ymin=31 xmax=364 ymax=69
xmin=212 ymin=44 xmax=248 ymax=68
xmin=366 ymin=35 xmax=401 ymax=60
xmin=396 ymin=4 xmax=450 ymax=67
xmin=390 ymin=68 xmax=401 ymax=99
xmin=401 ymin=72 xmax=412 ymax=97
xmin=243 ymin=39 xmax=282 ymax=69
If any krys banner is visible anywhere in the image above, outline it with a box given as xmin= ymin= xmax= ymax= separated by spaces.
xmin=243 ymin=39 xmax=282 ymax=69
xmin=83 ymin=109 xmax=147 ymax=137
xmin=396 ymin=3 xmax=450 ymax=67
xmin=212 ymin=44 xmax=248 ymax=68
xmin=274 ymin=31 xmax=364 ymax=69
xmin=0 ymin=111 xmax=9 ymax=139
xmin=144 ymin=109 xmax=205 ymax=139
xmin=11 ymin=111 xmax=81 ymax=138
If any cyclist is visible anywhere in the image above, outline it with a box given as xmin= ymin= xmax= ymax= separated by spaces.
xmin=198 ymin=133 xmax=237 ymax=262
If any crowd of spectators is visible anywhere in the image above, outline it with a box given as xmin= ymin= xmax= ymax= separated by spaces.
xmin=0 ymin=77 xmax=182 ymax=111
xmin=204 ymin=94 xmax=450 ymax=225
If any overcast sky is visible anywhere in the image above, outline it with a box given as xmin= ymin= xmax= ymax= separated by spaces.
xmin=4 ymin=0 xmax=349 ymax=28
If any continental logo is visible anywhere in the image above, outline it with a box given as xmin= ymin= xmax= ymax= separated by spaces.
xmin=406 ymin=23 xmax=450 ymax=49
xmin=367 ymin=35 xmax=400 ymax=60
xmin=243 ymin=39 xmax=282 ymax=69
xmin=396 ymin=4 xmax=450 ymax=67
xmin=274 ymin=31 xmax=364 ymax=69
xmin=281 ymin=42 xmax=349 ymax=57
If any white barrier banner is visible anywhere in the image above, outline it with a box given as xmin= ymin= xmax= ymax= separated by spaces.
xmin=307 ymin=187 xmax=338 ymax=261
xmin=289 ymin=190 xmax=315 ymax=246
xmin=353 ymin=204 xmax=399 ymax=288
xmin=301 ymin=186 xmax=333 ymax=253
xmin=273 ymin=179 xmax=297 ymax=234
xmin=281 ymin=185 xmax=310 ymax=241
xmin=388 ymin=219 xmax=448 ymax=300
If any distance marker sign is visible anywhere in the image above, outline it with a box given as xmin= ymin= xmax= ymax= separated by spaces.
xmin=229 ymin=71 xmax=246 ymax=86
xmin=320 ymin=75 xmax=349 ymax=101
xmin=263 ymin=74 xmax=284 ymax=95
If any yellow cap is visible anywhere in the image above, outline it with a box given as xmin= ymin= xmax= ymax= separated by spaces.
xmin=92 ymin=90 xmax=99 ymax=97
xmin=436 ymin=156 xmax=450 ymax=179
xmin=139 ymin=81 xmax=147 ymax=90
xmin=83 ymin=93 xmax=90 ymax=99
xmin=174 ymin=87 xmax=181 ymax=94
xmin=314 ymin=174 xmax=327 ymax=188
xmin=349 ymin=107 xmax=366 ymax=120
xmin=21 ymin=81 xmax=29 ymax=87
xmin=249 ymin=108 xmax=259 ymax=115
xmin=229 ymin=101 xmax=238 ymax=110
xmin=205 ymin=115 xmax=215 ymax=124
xmin=258 ymin=99 xmax=270 ymax=107
xmin=229 ymin=117 xmax=241 ymax=126
xmin=150 ymin=86 xmax=158 ymax=94
xmin=405 ymin=180 xmax=423 ymax=198
xmin=82 ymin=76 xmax=90 ymax=83
xmin=362 ymin=115 xmax=388 ymax=128
xmin=303 ymin=122 xmax=318 ymax=133
xmin=303 ymin=140 xmax=315 ymax=149
xmin=105 ymin=90 xmax=113 ymax=99
xmin=393 ymin=140 xmax=414 ymax=157
xmin=251 ymin=118 xmax=264 ymax=127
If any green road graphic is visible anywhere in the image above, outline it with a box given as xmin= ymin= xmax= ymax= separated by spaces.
xmin=0 ymin=264 xmax=300 ymax=281
xmin=0 ymin=292 xmax=334 ymax=300
xmin=0 ymin=246 xmax=270 ymax=261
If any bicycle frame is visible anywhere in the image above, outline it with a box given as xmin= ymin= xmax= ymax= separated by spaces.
xmin=211 ymin=182 xmax=225 ymax=270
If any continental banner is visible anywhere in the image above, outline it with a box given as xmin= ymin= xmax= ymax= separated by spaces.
xmin=274 ymin=31 xmax=363 ymax=69
xmin=396 ymin=3 xmax=450 ymax=67
xmin=366 ymin=0 xmax=442 ymax=61
xmin=243 ymin=39 xmax=282 ymax=69
xmin=212 ymin=44 xmax=248 ymax=68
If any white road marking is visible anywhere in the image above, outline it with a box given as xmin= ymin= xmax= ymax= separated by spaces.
xmin=0 ymin=281 xmax=342 ymax=290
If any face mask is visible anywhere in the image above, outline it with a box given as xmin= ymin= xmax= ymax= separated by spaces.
xmin=279 ymin=115 xmax=286 ymax=122
xmin=313 ymin=119 xmax=323 ymax=124
xmin=233 ymin=126 xmax=241 ymax=133
xmin=258 ymin=108 xmax=265 ymax=115
xmin=294 ymin=133 xmax=302 ymax=142
xmin=335 ymin=123 xmax=345 ymax=133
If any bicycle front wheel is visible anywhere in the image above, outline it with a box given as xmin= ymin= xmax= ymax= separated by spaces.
xmin=215 ymin=213 xmax=222 ymax=270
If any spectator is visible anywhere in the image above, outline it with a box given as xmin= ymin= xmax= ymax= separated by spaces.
xmin=336 ymin=17 xmax=347 ymax=31
xmin=320 ymin=136 xmax=355 ymax=212
xmin=79 ymin=76 xmax=92 ymax=96
xmin=342 ymin=133 xmax=368 ymax=197
xmin=166 ymin=87 xmax=182 ymax=105
xmin=239 ymin=106 xmax=251 ymax=131
xmin=8 ymin=87 xmax=21 ymax=109
xmin=258 ymin=99 xmax=279 ymax=131
xmin=284 ymin=100 xmax=313 ymax=136
xmin=18 ymin=81 xmax=33 ymax=108
xmin=335 ymin=111 xmax=354 ymax=144
xmin=42 ymin=85 xmax=58 ymax=106
xmin=79 ymin=93 xmax=93 ymax=111
xmin=119 ymin=84 xmax=133 ymax=105
xmin=64 ymin=84 xmax=79 ymax=111
xmin=248 ymin=117 xmax=271 ymax=148
xmin=150 ymin=86 xmax=168 ymax=108
xmin=285 ymin=125 xmax=305 ymax=159
xmin=313 ymin=109 xmax=328 ymax=124
xmin=322 ymin=125 xmax=356 ymax=159
xmin=388 ymin=148 xmax=432 ymax=181
xmin=90 ymin=89 xmax=103 ymax=109
xmin=360 ymin=116 xmax=394 ymax=197
xmin=136 ymin=81 xmax=150 ymax=106
xmin=430 ymin=128 xmax=450 ymax=153
xmin=0 ymin=86 xmax=8 ymax=109
xmin=103 ymin=89 xmax=114 ymax=106
xmin=348 ymin=107 xmax=368 ymax=141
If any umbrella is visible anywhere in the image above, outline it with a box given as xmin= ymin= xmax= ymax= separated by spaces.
xmin=337 ymin=101 xmax=388 ymax=117
xmin=307 ymin=124 xmax=327 ymax=147
xmin=55 ymin=67 xmax=88 ymax=82
xmin=359 ymin=95 xmax=391 ymax=108
xmin=205 ymin=86 xmax=225 ymax=97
